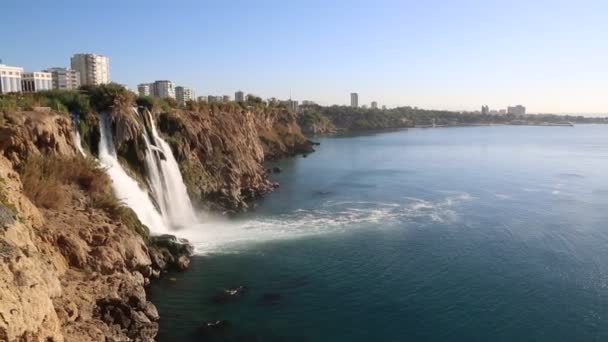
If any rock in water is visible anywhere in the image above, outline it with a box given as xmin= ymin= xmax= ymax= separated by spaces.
xmin=149 ymin=234 xmax=194 ymax=272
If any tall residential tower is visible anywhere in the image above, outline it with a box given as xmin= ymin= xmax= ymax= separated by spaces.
xmin=70 ymin=53 xmax=110 ymax=86
xmin=350 ymin=92 xmax=359 ymax=108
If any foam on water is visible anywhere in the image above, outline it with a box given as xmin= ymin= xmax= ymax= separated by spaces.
xmin=179 ymin=192 xmax=473 ymax=255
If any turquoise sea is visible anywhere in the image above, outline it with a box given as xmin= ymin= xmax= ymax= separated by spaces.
xmin=149 ymin=125 xmax=608 ymax=341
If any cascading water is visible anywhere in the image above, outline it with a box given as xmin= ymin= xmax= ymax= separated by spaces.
xmin=70 ymin=114 xmax=86 ymax=156
xmin=97 ymin=114 xmax=170 ymax=234
xmin=136 ymin=108 xmax=197 ymax=228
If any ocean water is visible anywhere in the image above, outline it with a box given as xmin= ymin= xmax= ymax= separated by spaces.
xmin=148 ymin=125 xmax=608 ymax=342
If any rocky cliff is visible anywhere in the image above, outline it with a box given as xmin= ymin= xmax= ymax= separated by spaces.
xmin=153 ymin=103 xmax=313 ymax=211
xmin=0 ymin=111 xmax=190 ymax=342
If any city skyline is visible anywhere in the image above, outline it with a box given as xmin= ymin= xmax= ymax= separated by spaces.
xmin=3 ymin=0 xmax=608 ymax=115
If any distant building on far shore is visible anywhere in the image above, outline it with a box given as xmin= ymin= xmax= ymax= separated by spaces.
xmin=21 ymin=71 xmax=53 ymax=92
xmin=481 ymin=105 xmax=490 ymax=115
xmin=350 ymin=92 xmax=359 ymax=108
xmin=197 ymin=96 xmax=207 ymax=102
xmin=382 ymin=105 xmax=387 ymax=110
xmin=44 ymin=67 xmax=80 ymax=90
xmin=371 ymin=101 xmax=378 ymax=109
xmin=508 ymin=105 xmax=526 ymax=115
xmin=222 ymin=95 xmax=231 ymax=103
xmin=235 ymin=90 xmax=244 ymax=102
xmin=499 ymin=109 xmax=507 ymax=115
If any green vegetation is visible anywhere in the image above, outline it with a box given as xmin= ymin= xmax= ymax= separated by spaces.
xmin=300 ymin=105 xmax=607 ymax=132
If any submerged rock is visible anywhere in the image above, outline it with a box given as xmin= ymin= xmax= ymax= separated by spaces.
xmin=272 ymin=167 xmax=282 ymax=173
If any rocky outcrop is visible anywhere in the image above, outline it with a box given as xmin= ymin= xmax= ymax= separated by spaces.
xmin=297 ymin=111 xmax=337 ymax=135
xmin=0 ymin=111 xmax=77 ymax=168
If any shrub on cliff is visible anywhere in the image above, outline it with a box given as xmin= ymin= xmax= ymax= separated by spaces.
xmin=37 ymin=90 xmax=91 ymax=115
xmin=20 ymin=156 xmax=149 ymax=238
xmin=82 ymin=83 xmax=134 ymax=113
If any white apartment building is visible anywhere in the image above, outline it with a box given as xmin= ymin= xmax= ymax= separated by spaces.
xmin=44 ymin=67 xmax=80 ymax=90
xmin=0 ymin=64 xmax=24 ymax=93
xmin=22 ymin=72 xmax=53 ymax=92
xmin=138 ymin=83 xmax=151 ymax=96
xmin=175 ymin=86 xmax=195 ymax=106
xmin=152 ymin=80 xmax=175 ymax=99
xmin=70 ymin=53 xmax=110 ymax=86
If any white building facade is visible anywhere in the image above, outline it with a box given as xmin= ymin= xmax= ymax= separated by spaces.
xmin=44 ymin=67 xmax=80 ymax=90
xmin=175 ymin=86 xmax=195 ymax=106
xmin=137 ymin=83 xmax=151 ymax=96
xmin=70 ymin=53 xmax=110 ymax=86
xmin=0 ymin=64 xmax=24 ymax=93
xmin=151 ymin=80 xmax=175 ymax=99
xmin=22 ymin=72 xmax=53 ymax=92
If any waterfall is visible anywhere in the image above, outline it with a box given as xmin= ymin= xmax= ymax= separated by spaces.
xmin=97 ymin=114 xmax=170 ymax=234
xmin=70 ymin=114 xmax=86 ymax=156
xmin=137 ymin=108 xmax=197 ymax=228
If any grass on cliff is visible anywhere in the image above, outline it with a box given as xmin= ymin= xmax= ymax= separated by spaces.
xmin=20 ymin=156 xmax=149 ymax=239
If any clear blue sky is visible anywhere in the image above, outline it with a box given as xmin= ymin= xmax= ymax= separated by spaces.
xmin=3 ymin=0 xmax=607 ymax=114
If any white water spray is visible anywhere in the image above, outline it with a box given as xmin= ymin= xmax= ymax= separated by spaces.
xmin=97 ymin=114 xmax=170 ymax=234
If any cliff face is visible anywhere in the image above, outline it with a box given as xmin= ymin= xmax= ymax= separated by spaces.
xmin=0 ymin=111 xmax=187 ymax=342
xmin=155 ymin=104 xmax=313 ymax=211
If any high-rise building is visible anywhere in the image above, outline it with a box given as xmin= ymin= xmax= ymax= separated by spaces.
xmin=481 ymin=105 xmax=490 ymax=115
xmin=0 ymin=64 xmax=24 ymax=93
xmin=235 ymin=90 xmax=244 ymax=102
xmin=44 ymin=67 xmax=81 ymax=90
xmin=507 ymin=105 xmax=526 ymax=115
xmin=137 ymin=83 xmax=151 ymax=96
xmin=70 ymin=53 xmax=110 ymax=86
xmin=371 ymin=101 xmax=378 ymax=109
xmin=382 ymin=105 xmax=387 ymax=110
xmin=21 ymin=71 xmax=53 ymax=92
xmin=350 ymin=93 xmax=359 ymax=108
xmin=222 ymin=95 xmax=231 ymax=103
xmin=176 ymin=86 xmax=195 ymax=106
xmin=151 ymin=80 xmax=175 ymax=99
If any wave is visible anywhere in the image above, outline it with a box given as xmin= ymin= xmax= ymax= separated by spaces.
xmin=180 ymin=192 xmax=473 ymax=255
